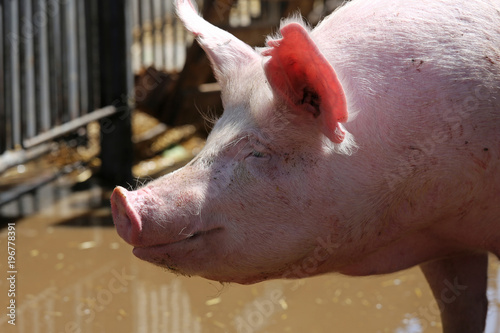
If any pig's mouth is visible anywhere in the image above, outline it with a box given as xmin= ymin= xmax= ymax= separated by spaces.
xmin=178 ymin=227 xmax=223 ymax=242
xmin=133 ymin=226 xmax=223 ymax=248
xmin=131 ymin=227 xmax=225 ymax=273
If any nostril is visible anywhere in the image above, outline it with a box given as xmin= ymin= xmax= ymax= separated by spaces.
xmin=111 ymin=186 xmax=142 ymax=245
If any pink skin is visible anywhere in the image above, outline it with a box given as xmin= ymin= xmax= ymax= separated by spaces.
xmin=112 ymin=0 xmax=500 ymax=331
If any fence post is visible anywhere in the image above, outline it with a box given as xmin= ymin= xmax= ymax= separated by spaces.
xmin=97 ymin=0 xmax=134 ymax=187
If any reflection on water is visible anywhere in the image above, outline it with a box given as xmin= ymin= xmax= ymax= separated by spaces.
xmin=0 ymin=186 xmax=499 ymax=333
xmin=394 ymin=317 xmax=423 ymax=333
xmin=133 ymin=279 xmax=202 ymax=333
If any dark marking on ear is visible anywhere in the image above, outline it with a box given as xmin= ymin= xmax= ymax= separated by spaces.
xmin=301 ymin=88 xmax=321 ymax=118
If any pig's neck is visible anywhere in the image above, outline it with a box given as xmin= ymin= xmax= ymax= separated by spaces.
xmin=322 ymin=127 xmax=424 ymax=274
xmin=329 ymin=117 xmax=500 ymax=276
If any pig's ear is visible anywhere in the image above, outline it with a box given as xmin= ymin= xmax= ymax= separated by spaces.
xmin=176 ymin=0 xmax=259 ymax=80
xmin=262 ymin=23 xmax=347 ymax=143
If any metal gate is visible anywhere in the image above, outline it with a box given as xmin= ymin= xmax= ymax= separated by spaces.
xmin=0 ymin=0 xmax=133 ymax=207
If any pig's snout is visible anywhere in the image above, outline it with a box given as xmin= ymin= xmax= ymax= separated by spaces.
xmin=111 ymin=186 xmax=143 ymax=246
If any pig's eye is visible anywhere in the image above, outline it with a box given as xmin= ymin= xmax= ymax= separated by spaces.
xmin=250 ymin=150 xmax=266 ymax=158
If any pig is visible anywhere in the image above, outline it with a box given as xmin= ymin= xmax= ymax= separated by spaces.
xmin=112 ymin=0 xmax=500 ymax=331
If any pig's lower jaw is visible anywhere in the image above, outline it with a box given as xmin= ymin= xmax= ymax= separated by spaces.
xmin=130 ymin=235 xmax=295 ymax=285
xmin=131 ymin=227 xmax=238 ymax=279
xmin=132 ymin=247 xmax=270 ymax=284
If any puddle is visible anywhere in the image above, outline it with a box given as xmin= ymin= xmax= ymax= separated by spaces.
xmin=0 ymin=186 xmax=499 ymax=333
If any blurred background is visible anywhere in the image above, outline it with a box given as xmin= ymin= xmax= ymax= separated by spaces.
xmin=0 ymin=0 xmax=499 ymax=332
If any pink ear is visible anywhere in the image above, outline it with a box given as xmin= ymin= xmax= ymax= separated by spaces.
xmin=262 ymin=23 xmax=348 ymax=143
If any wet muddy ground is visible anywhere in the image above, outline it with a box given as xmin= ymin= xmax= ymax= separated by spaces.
xmin=0 ymin=179 xmax=499 ymax=333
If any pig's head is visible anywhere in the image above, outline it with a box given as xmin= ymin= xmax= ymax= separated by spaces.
xmin=111 ymin=0 xmax=356 ymax=284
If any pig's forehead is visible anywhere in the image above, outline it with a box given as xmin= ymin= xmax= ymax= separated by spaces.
xmin=208 ymin=106 xmax=261 ymax=143
xmin=221 ymin=64 xmax=272 ymax=110
xmin=203 ymin=100 xmax=277 ymax=154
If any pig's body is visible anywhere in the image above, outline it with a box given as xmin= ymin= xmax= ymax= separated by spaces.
xmin=112 ymin=0 xmax=500 ymax=331
xmin=309 ymin=0 xmax=500 ymax=275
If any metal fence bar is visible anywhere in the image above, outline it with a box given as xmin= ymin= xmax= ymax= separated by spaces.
xmin=161 ymin=0 xmax=169 ymax=70
xmin=5 ymin=0 xmax=22 ymax=149
xmin=85 ymin=0 xmax=101 ymax=112
xmin=131 ymin=0 xmax=140 ymax=72
xmin=153 ymin=0 xmax=162 ymax=69
xmin=125 ymin=0 xmax=134 ymax=99
xmin=48 ymin=0 xmax=63 ymax=127
xmin=164 ymin=0 xmax=174 ymax=71
xmin=149 ymin=0 xmax=156 ymax=67
xmin=35 ymin=0 xmax=51 ymax=134
xmin=63 ymin=0 xmax=79 ymax=121
xmin=21 ymin=0 xmax=37 ymax=140
xmin=141 ymin=0 xmax=152 ymax=67
xmin=77 ymin=0 xmax=89 ymax=115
